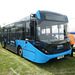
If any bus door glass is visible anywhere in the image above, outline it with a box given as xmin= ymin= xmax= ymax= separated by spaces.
xmin=25 ymin=20 xmax=36 ymax=41
xmin=25 ymin=21 xmax=30 ymax=40
xmin=30 ymin=21 xmax=34 ymax=37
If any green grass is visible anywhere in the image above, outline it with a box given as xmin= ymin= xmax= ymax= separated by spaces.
xmin=0 ymin=43 xmax=75 ymax=75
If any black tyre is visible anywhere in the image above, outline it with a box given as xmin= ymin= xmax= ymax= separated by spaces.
xmin=70 ymin=49 xmax=73 ymax=57
xmin=19 ymin=48 xmax=23 ymax=57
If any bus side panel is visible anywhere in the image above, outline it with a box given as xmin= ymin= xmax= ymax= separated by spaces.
xmin=15 ymin=40 xmax=36 ymax=61
xmin=23 ymin=50 xmax=35 ymax=61
xmin=15 ymin=40 xmax=72 ymax=63
xmin=23 ymin=42 xmax=36 ymax=61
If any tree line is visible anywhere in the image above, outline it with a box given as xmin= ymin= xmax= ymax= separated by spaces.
xmin=0 ymin=25 xmax=1 ymax=42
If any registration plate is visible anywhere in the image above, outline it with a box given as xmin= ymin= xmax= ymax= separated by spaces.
xmin=57 ymin=55 xmax=64 ymax=59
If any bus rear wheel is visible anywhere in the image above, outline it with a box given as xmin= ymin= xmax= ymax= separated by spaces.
xmin=19 ymin=48 xmax=23 ymax=57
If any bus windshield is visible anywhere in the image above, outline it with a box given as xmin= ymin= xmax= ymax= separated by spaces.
xmin=37 ymin=21 xmax=67 ymax=44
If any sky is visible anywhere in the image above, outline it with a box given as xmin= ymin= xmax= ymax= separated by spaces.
xmin=0 ymin=0 xmax=75 ymax=31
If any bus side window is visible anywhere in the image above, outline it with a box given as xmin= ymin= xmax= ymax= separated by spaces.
xmin=15 ymin=23 xmax=24 ymax=40
xmin=10 ymin=25 xmax=15 ymax=40
xmin=25 ymin=21 xmax=30 ymax=38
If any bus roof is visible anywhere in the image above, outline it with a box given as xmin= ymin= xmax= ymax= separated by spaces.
xmin=3 ymin=10 xmax=68 ymax=28
xmin=36 ymin=10 xmax=68 ymax=23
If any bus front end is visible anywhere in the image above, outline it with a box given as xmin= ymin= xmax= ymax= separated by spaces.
xmin=31 ymin=10 xmax=72 ymax=63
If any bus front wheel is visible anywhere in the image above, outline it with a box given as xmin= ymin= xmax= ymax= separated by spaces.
xmin=18 ymin=48 xmax=23 ymax=57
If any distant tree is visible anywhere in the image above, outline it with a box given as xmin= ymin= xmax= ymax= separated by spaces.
xmin=0 ymin=25 xmax=1 ymax=35
xmin=0 ymin=25 xmax=1 ymax=42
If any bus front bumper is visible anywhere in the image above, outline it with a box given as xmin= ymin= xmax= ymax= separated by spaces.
xmin=35 ymin=48 xmax=72 ymax=63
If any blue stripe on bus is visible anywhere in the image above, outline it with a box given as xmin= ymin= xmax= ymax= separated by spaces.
xmin=36 ymin=10 xmax=41 ymax=19
xmin=10 ymin=43 xmax=15 ymax=46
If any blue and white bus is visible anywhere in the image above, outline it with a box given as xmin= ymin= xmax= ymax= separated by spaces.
xmin=1 ymin=10 xmax=72 ymax=63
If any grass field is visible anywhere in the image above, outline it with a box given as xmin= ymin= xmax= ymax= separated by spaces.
xmin=0 ymin=43 xmax=75 ymax=75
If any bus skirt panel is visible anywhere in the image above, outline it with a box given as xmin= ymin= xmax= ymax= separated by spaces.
xmin=34 ymin=48 xmax=72 ymax=63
